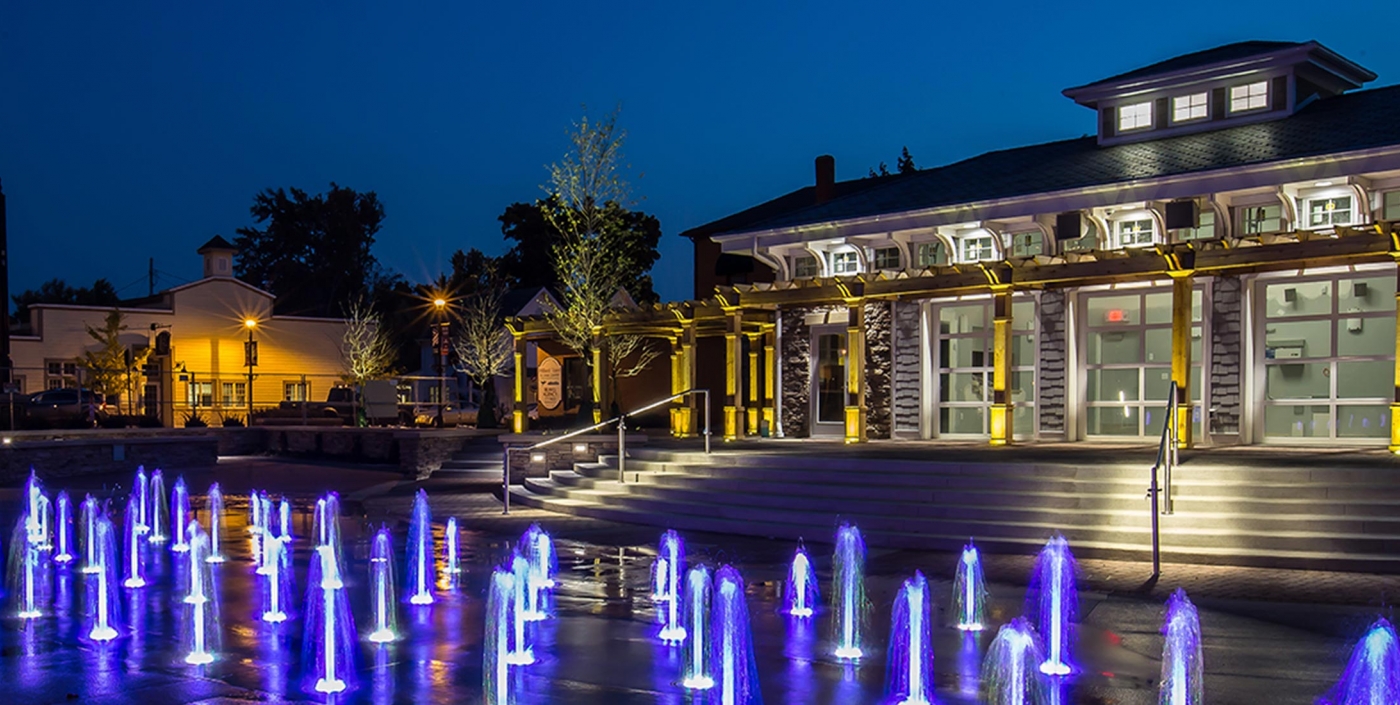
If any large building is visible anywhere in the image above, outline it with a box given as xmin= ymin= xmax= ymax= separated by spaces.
xmin=529 ymin=40 xmax=1400 ymax=449
xmin=11 ymin=237 xmax=350 ymax=426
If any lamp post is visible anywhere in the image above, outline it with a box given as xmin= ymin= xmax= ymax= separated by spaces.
xmin=433 ymin=297 xmax=447 ymax=429
xmin=244 ymin=318 xmax=258 ymax=420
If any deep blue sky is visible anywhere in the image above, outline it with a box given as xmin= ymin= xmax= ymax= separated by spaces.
xmin=3 ymin=2 xmax=1398 ymax=305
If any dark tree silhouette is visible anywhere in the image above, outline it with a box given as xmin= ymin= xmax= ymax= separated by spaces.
xmin=12 ymin=278 xmax=119 ymax=326
xmin=897 ymin=146 xmax=917 ymax=174
xmin=495 ymin=199 xmax=662 ymax=305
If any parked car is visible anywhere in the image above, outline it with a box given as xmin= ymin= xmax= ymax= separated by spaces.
xmin=413 ymin=402 xmax=479 ymax=428
xmin=28 ymin=388 xmax=108 ymax=428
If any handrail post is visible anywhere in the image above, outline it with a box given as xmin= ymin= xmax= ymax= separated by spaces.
xmin=1149 ymin=462 xmax=1161 ymax=578
xmin=702 ymin=389 xmax=711 ymax=454
xmin=502 ymin=445 xmax=512 ymax=515
xmin=618 ymin=416 xmax=626 ymax=482
xmin=1164 ymin=382 xmax=1177 ymax=516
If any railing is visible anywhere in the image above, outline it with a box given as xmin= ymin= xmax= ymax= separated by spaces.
xmin=501 ymin=389 xmax=711 ymax=515
xmin=1147 ymin=380 xmax=1179 ymax=578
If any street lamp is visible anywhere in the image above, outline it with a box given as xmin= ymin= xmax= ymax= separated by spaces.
xmin=432 ymin=297 xmax=448 ymax=428
xmin=244 ymin=318 xmax=258 ymax=419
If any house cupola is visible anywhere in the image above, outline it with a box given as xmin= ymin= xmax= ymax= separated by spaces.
xmin=196 ymin=235 xmax=238 ymax=279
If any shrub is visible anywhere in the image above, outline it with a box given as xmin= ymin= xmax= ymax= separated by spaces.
xmin=183 ymin=410 xmax=208 ymax=428
xmin=221 ymin=414 xmax=246 ymax=427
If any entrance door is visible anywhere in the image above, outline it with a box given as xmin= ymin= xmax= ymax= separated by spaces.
xmin=1258 ymin=270 xmax=1394 ymax=442
xmin=1080 ymin=287 xmax=1204 ymax=439
xmin=930 ymin=298 xmax=1037 ymax=439
xmin=811 ymin=328 xmax=847 ymax=434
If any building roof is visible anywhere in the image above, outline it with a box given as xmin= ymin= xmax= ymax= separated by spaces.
xmin=680 ymin=173 xmax=907 ymax=241
xmin=1069 ymin=41 xmax=1304 ymax=91
xmin=720 ymin=83 xmax=1400 ymax=236
xmin=196 ymin=235 xmax=237 ymax=253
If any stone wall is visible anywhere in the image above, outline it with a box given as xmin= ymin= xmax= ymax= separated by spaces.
xmin=3 ymin=436 xmax=218 ymax=484
xmin=864 ymin=300 xmax=893 ymax=439
xmin=780 ymin=306 xmax=813 ymax=437
xmin=1209 ymin=275 xmax=1244 ymax=439
xmin=499 ymin=433 xmax=647 ymax=483
xmin=892 ymin=299 xmax=922 ymax=434
xmin=1038 ymin=289 xmax=1068 ymax=438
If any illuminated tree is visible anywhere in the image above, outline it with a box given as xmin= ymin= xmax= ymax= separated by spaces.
xmin=341 ymin=300 xmax=396 ymax=384
xmin=79 ymin=309 xmax=149 ymax=414
xmin=452 ymin=262 xmax=512 ymax=429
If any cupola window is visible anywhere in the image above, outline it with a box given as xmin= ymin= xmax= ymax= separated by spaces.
xmin=1117 ymin=101 xmax=1153 ymax=132
xmin=1172 ymin=92 xmax=1208 ymax=122
xmin=1229 ymin=81 xmax=1269 ymax=113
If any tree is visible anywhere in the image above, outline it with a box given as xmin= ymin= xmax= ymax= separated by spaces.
xmin=497 ymin=199 xmax=661 ymax=303
xmin=340 ymin=300 xmax=397 ymax=385
xmin=606 ymin=333 xmax=662 ymax=403
xmin=452 ymin=260 xmax=513 ymax=429
xmin=867 ymin=162 xmax=890 ymax=178
xmin=541 ymin=107 xmax=661 ymax=419
xmin=79 ymin=309 xmax=149 ymax=415
xmin=897 ymin=146 xmax=917 ymax=174
xmin=233 ymin=183 xmax=385 ymax=317
xmin=12 ymin=278 xmax=119 ymax=327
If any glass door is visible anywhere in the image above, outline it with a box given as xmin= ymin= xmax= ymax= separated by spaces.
xmin=932 ymin=298 xmax=1037 ymax=438
xmin=812 ymin=329 xmax=847 ymax=429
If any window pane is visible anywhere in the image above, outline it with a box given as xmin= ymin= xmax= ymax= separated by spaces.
xmin=873 ymin=247 xmax=900 ymax=270
xmin=1116 ymin=218 xmax=1154 ymax=247
xmin=939 ymin=406 xmax=985 ymax=435
xmin=1088 ymin=330 xmax=1141 ymax=365
xmin=1265 ymin=281 xmax=1331 ymax=318
xmin=1144 ymin=328 xmax=1171 ymax=363
xmin=1118 ymin=101 xmax=1152 ymax=131
xmin=1012 ymin=300 xmax=1035 ymax=331
xmin=1266 ymin=363 xmax=1331 ymax=400
xmin=940 ymin=305 xmax=986 ymax=334
xmin=1087 ymin=368 xmax=1139 ymax=402
xmin=1230 ymin=81 xmax=1268 ymax=112
xmin=1337 ymin=316 xmax=1395 ymax=357
xmin=1144 ymin=367 xmax=1174 ymax=402
xmin=940 ymin=372 xmax=985 ymax=402
xmin=1011 ymin=370 xmax=1035 ymax=400
xmin=1385 ymin=191 xmax=1400 ymax=221
xmin=1265 ymin=319 xmax=1332 ymax=359
xmin=1337 ymin=360 xmax=1393 ymax=399
xmin=1240 ymin=204 xmax=1283 ymax=234
xmin=1088 ymin=406 xmax=1139 ymax=436
xmin=1013 ymin=405 xmax=1035 ymax=438
xmin=1012 ymin=334 xmax=1035 ymax=367
xmin=942 ymin=337 xmax=987 ymax=368
xmin=1265 ymin=405 xmax=1331 ymax=438
xmin=1337 ymin=405 xmax=1390 ymax=438
xmin=1087 ymin=295 xmax=1139 ymax=327
xmin=1339 ymin=276 xmax=1396 ymax=314
xmin=1145 ymin=293 xmax=1172 ymax=325
xmin=1172 ymin=92 xmax=1208 ymax=122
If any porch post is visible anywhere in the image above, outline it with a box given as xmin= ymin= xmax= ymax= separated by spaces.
xmin=763 ymin=323 xmax=777 ymax=436
xmin=746 ymin=332 xmax=761 ymax=436
xmin=722 ymin=307 xmax=744 ymax=441
xmin=668 ymin=334 xmax=692 ymax=437
xmin=591 ymin=327 xmax=605 ymax=423
xmin=682 ymin=321 xmax=698 ymax=436
xmin=1390 ymin=251 xmax=1400 ymax=452
xmin=845 ymin=301 xmax=868 ymax=443
xmin=511 ymin=330 xmax=528 ymax=434
xmin=1169 ymin=271 xmax=1195 ymax=449
xmin=989 ymin=284 xmax=1015 ymax=446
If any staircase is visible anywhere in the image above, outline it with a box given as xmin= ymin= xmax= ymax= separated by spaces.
xmin=509 ymin=447 xmax=1400 ymax=572
xmin=435 ymin=439 xmax=504 ymax=483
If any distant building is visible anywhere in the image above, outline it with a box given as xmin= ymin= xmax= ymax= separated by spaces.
xmin=550 ymin=40 xmax=1400 ymax=448
xmin=11 ymin=237 xmax=350 ymax=426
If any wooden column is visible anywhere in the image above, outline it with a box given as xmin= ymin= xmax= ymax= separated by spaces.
xmin=989 ymin=285 xmax=1014 ymax=446
xmin=682 ymin=321 xmax=698 ymax=437
xmin=746 ymin=332 xmax=761 ymax=436
xmin=1169 ymin=271 xmax=1194 ymax=448
xmin=511 ymin=332 xmax=528 ymax=434
xmin=845 ymin=301 xmax=867 ymax=444
xmin=723 ymin=308 xmax=743 ymax=440
xmin=591 ymin=328 xmax=605 ymax=423
xmin=668 ymin=335 xmax=692 ymax=437
xmin=763 ymin=324 xmax=777 ymax=436
xmin=1390 ymin=261 xmax=1400 ymax=453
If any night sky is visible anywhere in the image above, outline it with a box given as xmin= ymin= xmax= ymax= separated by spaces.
xmin=3 ymin=2 xmax=1398 ymax=305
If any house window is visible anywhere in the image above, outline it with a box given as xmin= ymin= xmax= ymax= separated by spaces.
xmin=1115 ymin=218 xmax=1156 ymax=248
xmin=1004 ymin=230 xmax=1045 ymax=258
xmin=872 ymin=246 xmax=901 ymax=270
xmin=793 ymin=255 xmax=819 ymax=278
xmin=1306 ymin=195 xmax=1354 ymax=228
xmin=1172 ymin=92 xmax=1208 ymax=122
xmin=1117 ymin=102 xmax=1153 ymax=132
xmin=916 ymin=241 xmax=948 ymax=268
xmin=1382 ymin=191 xmax=1400 ymax=221
xmin=1240 ymin=204 xmax=1284 ymax=234
xmin=284 ymin=381 xmax=310 ymax=402
xmin=221 ymin=382 xmax=247 ymax=406
xmin=44 ymin=359 xmax=77 ymax=390
xmin=187 ymin=381 xmax=213 ymax=408
xmin=1229 ymin=81 xmax=1269 ymax=113
xmin=831 ymin=250 xmax=860 ymax=275
xmin=959 ymin=232 xmax=998 ymax=263
xmin=1176 ymin=210 xmax=1216 ymax=241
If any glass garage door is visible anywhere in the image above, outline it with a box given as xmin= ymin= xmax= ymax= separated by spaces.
xmin=932 ymin=298 xmax=1036 ymax=439
xmin=1260 ymin=271 xmax=1394 ymax=441
xmin=1081 ymin=288 xmax=1204 ymax=439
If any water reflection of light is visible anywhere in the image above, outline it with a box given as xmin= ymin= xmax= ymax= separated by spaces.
xmin=371 ymin=645 xmax=395 ymax=704
xmin=957 ymin=631 xmax=982 ymax=697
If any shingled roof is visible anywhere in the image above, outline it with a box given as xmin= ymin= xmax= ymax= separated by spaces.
xmin=720 ymin=83 xmax=1400 ymax=236
xmin=680 ymin=172 xmax=907 ymax=241
xmin=1067 ymin=40 xmax=1304 ymax=91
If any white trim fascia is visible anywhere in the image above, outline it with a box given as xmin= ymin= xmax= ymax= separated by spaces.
xmin=30 ymin=303 xmax=174 ymax=315
xmin=269 ymin=314 xmax=352 ymax=324
xmin=166 ymin=276 xmax=275 ymax=299
xmin=715 ymin=143 xmax=1400 ymax=252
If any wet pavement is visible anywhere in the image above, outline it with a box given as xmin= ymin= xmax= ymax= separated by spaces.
xmin=0 ymin=460 xmax=1391 ymax=703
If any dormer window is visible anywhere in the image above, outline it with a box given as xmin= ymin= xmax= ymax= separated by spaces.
xmin=793 ymin=254 xmax=819 ymax=278
xmin=1117 ymin=102 xmax=1153 ymax=132
xmin=1171 ymin=92 xmax=1208 ymax=123
xmin=916 ymin=241 xmax=948 ymax=268
xmin=831 ymin=250 xmax=860 ymax=275
xmin=1305 ymin=195 xmax=1354 ymax=228
xmin=1115 ymin=218 xmax=1156 ymax=249
xmin=1229 ymin=81 xmax=1269 ymax=113
xmin=1005 ymin=230 xmax=1045 ymax=258
xmin=958 ymin=231 xmax=998 ymax=263
xmin=872 ymin=246 xmax=901 ymax=270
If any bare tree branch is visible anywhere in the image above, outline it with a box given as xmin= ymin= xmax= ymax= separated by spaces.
xmin=607 ymin=334 xmax=661 ymax=379
xmin=341 ymin=300 xmax=396 ymax=383
xmin=453 ymin=273 xmax=513 ymax=387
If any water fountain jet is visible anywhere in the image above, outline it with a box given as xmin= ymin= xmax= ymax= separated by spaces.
xmin=368 ymin=527 xmax=399 ymax=643
xmin=53 ymin=490 xmax=74 ymax=564
xmin=405 ymin=489 xmax=435 ymax=605
xmin=712 ymin=565 xmax=759 ymax=705
xmin=303 ymin=544 xmax=357 ymax=695
xmin=953 ymin=541 xmax=987 ymax=631
xmin=886 ymin=571 xmax=933 ymax=705
xmin=148 ymin=469 xmax=168 ymax=544
xmin=1027 ymin=534 xmax=1077 ymax=676
xmin=122 ymin=495 xmax=146 ymax=589
xmin=983 ymin=617 xmax=1048 ymax=705
xmin=1159 ymin=588 xmax=1203 ymax=705
xmin=206 ymin=483 xmax=225 ymax=563
xmin=832 ymin=523 xmax=867 ymax=660
xmin=170 ymin=476 xmax=190 ymax=553
xmin=681 ymin=565 xmax=714 ymax=690
xmin=785 ymin=545 xmax=818 ymax=618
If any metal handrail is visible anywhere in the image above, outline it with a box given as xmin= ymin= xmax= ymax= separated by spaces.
xmin=501 ymin=388 xmax=711 ymax=514
xmin=1147 ymin=380 xmax=1179 ymax=578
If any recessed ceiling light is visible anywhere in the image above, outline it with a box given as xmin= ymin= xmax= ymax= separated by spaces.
xmin=1314 ymin=181 xmax=1334 ymax=187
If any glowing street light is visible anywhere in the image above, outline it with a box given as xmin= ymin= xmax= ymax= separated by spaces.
xmin=244 ymin=318 xmax=259 ymax=418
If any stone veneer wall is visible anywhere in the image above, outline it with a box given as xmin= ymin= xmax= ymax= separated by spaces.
xmin=892 ymin=299 xmax=922 ymax=434
xmin=864 ymin=300 xmax=893 ymax=439
xmin=1209 ymin=275 xmax=1243 ymax=438
xmin=780 ymin=306 xmax=813 ymax=437
xmin=1037 ymin=289 xmax=1068 ymax=438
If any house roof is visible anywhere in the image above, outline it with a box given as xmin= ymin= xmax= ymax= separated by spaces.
xmin=1068 ymin=41 xmax=1304 ymax=91
xmin=719 ymin=83 xmax=1400 ymax=237
xmin=196 ymin=235 xmax=237 ymax=253
xmin=680 ymin=172 xmax=907 ymax=241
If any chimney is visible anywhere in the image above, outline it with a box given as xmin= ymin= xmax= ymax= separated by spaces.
xmin=814 ymin=155 xmax=835 ymax=205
